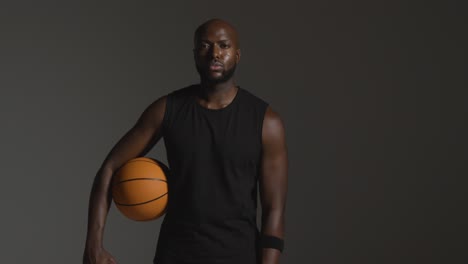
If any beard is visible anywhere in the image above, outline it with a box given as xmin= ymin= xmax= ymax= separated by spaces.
xmin=196 ymin=63 xmax=237 ymax=84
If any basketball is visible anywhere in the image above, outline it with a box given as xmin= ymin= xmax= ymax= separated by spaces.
xmin=111 ymin=157 xmax=169 ymax=221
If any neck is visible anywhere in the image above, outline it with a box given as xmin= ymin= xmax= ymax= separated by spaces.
xmin=198 ymin=78 xmax=237 ymax=102
xmin=196 ymin=78 xmax=239 ymax=109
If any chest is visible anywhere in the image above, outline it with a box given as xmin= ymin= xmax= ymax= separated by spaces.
xmin=164 ymin=105 xmax=262 ymax=168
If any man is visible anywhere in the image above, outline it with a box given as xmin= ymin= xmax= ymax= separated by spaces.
xmin=83 ymin=18 xmax=288 ymax=264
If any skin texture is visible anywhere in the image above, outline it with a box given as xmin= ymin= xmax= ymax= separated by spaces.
xmin=259 ymin=107 xmax=288 ymax=264
xmin=83 ymin=18 xmax=288 ymax=264
xmin=193 ymin=19 xmax=242 ymax=109
xmin=83 ymin=96 xmax=167 ymax=264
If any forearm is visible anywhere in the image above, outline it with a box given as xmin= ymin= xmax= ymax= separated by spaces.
xmin=261 ymin=248 xmax=281 ymax=264
xmin=85 ymin=166 xmax=114 ymax=248
xmin=260 ymin=208 xmax=285 ymax=264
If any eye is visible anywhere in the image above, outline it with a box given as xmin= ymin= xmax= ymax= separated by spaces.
xmin=199 ymin=43 xmax=210 ymax=49
xmin=220 ymin=43 xmax=230 ymax=49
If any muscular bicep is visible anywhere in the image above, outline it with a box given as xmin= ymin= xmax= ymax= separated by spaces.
xmin=259 ymin=106 xmax=288 ymax=230
xmin=100 ymin=95 xmax=167 ymax=172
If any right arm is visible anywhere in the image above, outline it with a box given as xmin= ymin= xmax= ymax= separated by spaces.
xmin=83 ymin=95 xmax=167 ymax=264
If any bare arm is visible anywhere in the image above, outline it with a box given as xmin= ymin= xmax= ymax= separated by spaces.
xmin=259 ymin=106 xmax=288 ymax=264
xmin=83 ymin=95 xmax=167 ymax=264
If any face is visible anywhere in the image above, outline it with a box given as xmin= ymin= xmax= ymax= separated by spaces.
xmin=193 ymin=23 xmax=241 ymax=83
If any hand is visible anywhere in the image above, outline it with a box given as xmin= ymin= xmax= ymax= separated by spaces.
xmin=83 ymin=247 xmax=117 ymax=264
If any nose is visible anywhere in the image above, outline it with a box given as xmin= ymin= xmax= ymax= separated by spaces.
xmin=210 ymin=44 xmax=220 ymax=59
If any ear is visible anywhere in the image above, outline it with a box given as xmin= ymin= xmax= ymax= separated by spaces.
xmin=236 ymin=49 xmax=241 ymax=63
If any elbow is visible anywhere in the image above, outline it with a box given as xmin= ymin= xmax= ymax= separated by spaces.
xmin=92 ymin=165 xmax=115 ymax=191
xmin=261 ymin=199 xmax=286 ymax=217
xmin=261 ymin=206 xmax=284 ymax=217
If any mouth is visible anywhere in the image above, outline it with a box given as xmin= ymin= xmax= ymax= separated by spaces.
xmin=209 ymin=61 xmax=223 ymax=71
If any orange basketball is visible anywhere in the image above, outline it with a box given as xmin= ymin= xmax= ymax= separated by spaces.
xmin=111 ymin=157 xmax=169 ymax=221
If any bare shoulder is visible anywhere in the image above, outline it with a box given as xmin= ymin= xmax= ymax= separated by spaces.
xmin=148 ymin=95 xmax=168 ymax=114
xmin=262 ymin=106 xmax=286 ymax=144
xmin=136 ymin=95 xmax=168 ymax=129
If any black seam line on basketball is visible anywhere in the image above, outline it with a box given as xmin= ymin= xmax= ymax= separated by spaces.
xmin=114 ymin=192 xmax=168 ymax=206
xmin=112 ymin=177 xmax=167 ymax=187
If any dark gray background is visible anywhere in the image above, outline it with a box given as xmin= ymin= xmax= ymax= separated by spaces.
xmin=1 ymin=1 xmax=466 ymax=263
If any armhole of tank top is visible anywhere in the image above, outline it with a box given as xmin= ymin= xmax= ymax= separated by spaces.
xmin=161 ymin=92 xmax=172 ymax=136
xmin=259 ymin=102 xmax=270 ymax=148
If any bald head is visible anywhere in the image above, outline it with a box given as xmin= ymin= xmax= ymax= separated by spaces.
xmin=194 ymin=18 xmax=240 ymax=48
xmin=192 ymin=18 xmax=241 ymax=84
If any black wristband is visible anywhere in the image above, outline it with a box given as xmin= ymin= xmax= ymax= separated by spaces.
xmin=260 ymin=234 xmax=284 ymax=252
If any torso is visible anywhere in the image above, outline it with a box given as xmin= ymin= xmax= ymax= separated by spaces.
xmin=153 ymin=84 xmax=269 ymax=264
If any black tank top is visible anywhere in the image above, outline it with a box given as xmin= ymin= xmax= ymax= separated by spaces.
xmin=153 ymin=84 xmax=269 ymax=264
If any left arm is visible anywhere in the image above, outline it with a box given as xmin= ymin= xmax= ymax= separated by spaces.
xmin=259 ymin=106 xmax=288 ymax=264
